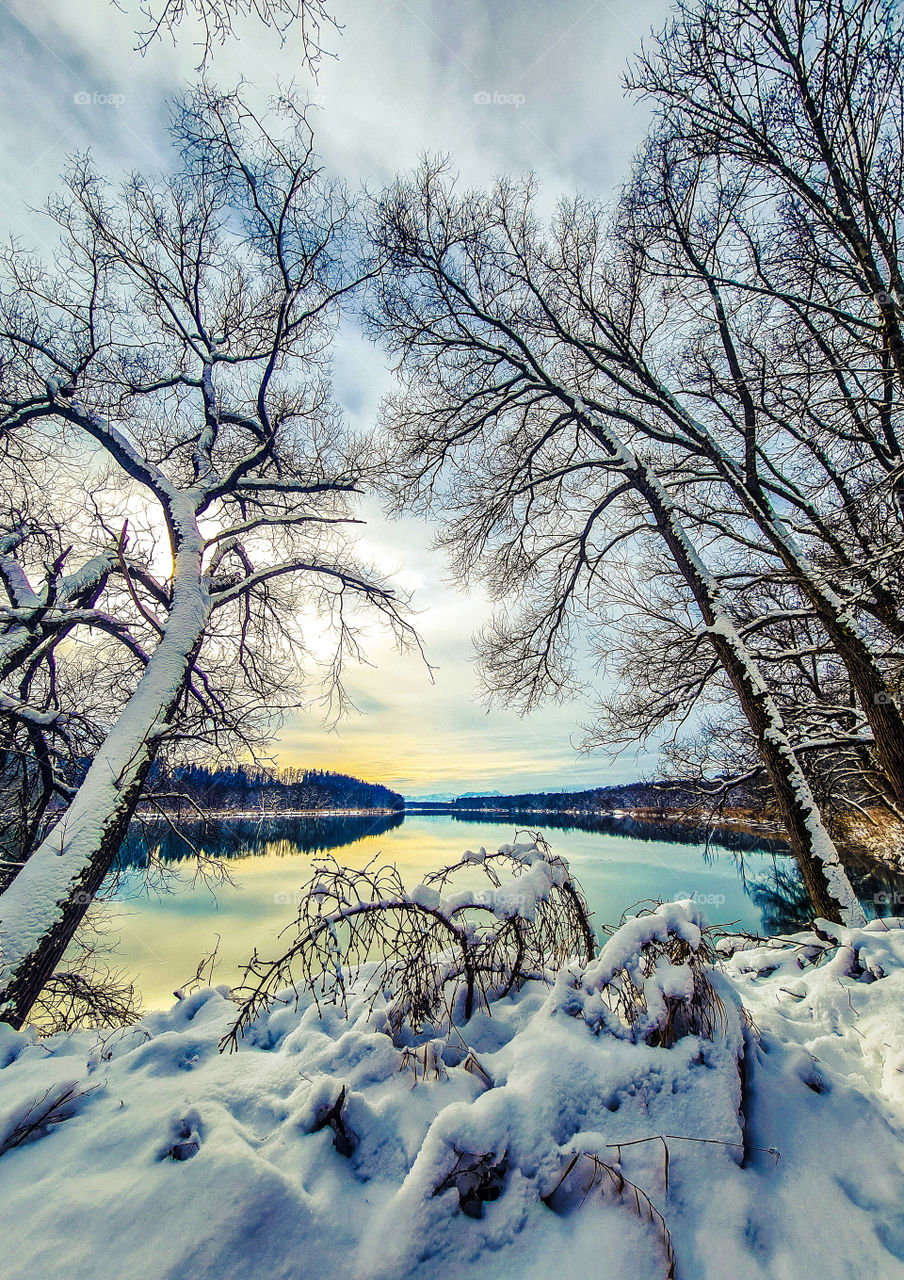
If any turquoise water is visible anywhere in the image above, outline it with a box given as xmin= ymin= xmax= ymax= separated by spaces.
xmin=105 ymin=811 xmax=891 ymax=1008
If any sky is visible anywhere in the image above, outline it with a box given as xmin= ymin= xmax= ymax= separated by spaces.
xmin=0 ymin=0 xmax=673 ymax=797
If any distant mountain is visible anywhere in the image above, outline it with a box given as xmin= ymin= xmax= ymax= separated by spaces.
xmin=407 ymin=789 xmax=506 ymax=804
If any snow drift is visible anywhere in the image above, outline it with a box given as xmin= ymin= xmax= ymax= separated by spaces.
xmin=1 ymin=847 xmax=904 ymax=1280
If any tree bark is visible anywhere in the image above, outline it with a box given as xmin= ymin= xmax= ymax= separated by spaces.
xmin=577 ymin=405 xmax=866 ymax=925
xmin=0 ymin=524 xmax=209 ymax=1029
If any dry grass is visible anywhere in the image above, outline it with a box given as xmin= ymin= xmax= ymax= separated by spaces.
xmin=399 ymin=1039 xmax=448 ymax=1084
xmin=543 ymin=1150 xmax=677 ymax=1279
xmin=0 ymin=1081 xmax=92 ymax=1157
xmin=830 ymin=809 xmax=904 ymax=868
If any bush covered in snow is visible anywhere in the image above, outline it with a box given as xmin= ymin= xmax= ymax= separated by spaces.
xmin=565 ymin=900 xmax=727 ymax=1047
xmin=225 ymin=838 xmax=596 ymax=1048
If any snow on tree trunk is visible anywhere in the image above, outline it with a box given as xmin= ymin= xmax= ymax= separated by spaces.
xmin=575 ymin=401 xmax=867 ymax=928
xmin=707 ymin=460 xmax=904 ymax=811
xmin=0 ymin=514 xmax=209 ymax=1028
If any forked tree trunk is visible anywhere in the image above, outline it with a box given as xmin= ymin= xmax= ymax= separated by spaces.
xmin=0 ymin=530 xmax=209 ymax=1029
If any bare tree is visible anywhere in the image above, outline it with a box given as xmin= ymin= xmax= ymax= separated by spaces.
xmin=129 ymin=0 xmax=338 ymax=67
xmin=0 ymin=88 xmax=413 ymax=1029
xmin=366 ymin=0 xmax=904 ymax=913
xmin=614 ymin=130 xmax=904 ymax=812
xmin=367 ymin=163 xmax=865 ymax=925
xmin=630 ymin=0 xmax=904 ymax=399
xmin=624 ymin=0 xmax=904 ymax=797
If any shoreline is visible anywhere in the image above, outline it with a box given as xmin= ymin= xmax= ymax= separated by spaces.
xmin=132 ymin=807 xmax=404 ymax=819
xmin=406 ymin=803 xmax=786 ymax=837
xmin=130 ymin=802 xmax=787 ymax=845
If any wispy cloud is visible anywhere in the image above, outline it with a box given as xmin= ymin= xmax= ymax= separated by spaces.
xmin=0 ymin=0 xmax=668 ymax=795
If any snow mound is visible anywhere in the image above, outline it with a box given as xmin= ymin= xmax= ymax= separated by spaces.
xmin=1 ymin=909 xmax=904 ymax=1279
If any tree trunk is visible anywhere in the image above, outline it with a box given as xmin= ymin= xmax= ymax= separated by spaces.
xmin=0 ymin=526 xmax=209 ymax=1029
xmin=0 ymin=753 xmax=159 ymax=1028
xmin=641 ymin=480 xmax=866 ymax=925
xmin=736 ymin=495 xmax=904 ymax=810
xmin=577 ymin=404 xmax=866 ymax=925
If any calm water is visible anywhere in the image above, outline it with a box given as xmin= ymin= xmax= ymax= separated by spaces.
xmin=105 ymin=811 xmax=901 ymax=1009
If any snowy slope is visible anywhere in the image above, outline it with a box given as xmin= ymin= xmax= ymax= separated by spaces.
xmin=1 ymin=908 xmax=904 ymax=1279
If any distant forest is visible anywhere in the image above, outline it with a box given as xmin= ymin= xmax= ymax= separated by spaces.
xmin=144 ymin=770 xmax=756 ymax=820
xmin=445 ymin=781 xmax=739 ymax=816
xmin=147 ymin=764 xmax=405 ymax=813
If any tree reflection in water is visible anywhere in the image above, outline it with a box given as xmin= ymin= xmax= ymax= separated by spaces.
xmin=112 ymin=809 xmax=904 ymax=933
xmin=115 ymin=812 xmax=406 ymax=873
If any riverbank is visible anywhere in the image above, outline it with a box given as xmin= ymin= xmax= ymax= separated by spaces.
xmin=407 ymin=803 xmax=789 ymax=851
xmin=128 ymin=803 xmax=790 ymax=857
xmin=133 ymin=807 xmax=404 ymax=820
xmin=2 ymin=901 xmax=903 ymax=1280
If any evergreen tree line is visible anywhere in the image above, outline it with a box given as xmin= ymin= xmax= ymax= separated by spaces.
xmin=451 ymin=780 xmax=748 ymax=819
xmin=149 ymin=763 xmax=404 ymax=813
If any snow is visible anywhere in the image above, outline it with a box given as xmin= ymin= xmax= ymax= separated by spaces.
xmin=0 ymin=513 xmax=210 ymax=1006
xmin=2 ymin=896 xmax=904 ymax=1278
xmin=585 ymin=899 xmax=706 ymax=986
xmin=570 ymin=398 xmax=864 ymax=929
xmin=410 ymin=883 xmax=442 ymax=909
xmin=437 ymin=844 xmax=569 ymax=921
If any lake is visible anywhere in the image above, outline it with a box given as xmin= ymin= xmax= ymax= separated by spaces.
xmin=107 ymin=811 xmax=903 ymax=1009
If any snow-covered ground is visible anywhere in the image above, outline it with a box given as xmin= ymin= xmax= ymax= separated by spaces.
xmin=2 ymin=884 xmax=904 ymax=1278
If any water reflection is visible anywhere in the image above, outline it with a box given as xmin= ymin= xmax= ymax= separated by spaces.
xmin=447 ymin=808 xmax=791 ymax=856
xmin=116 ymin=808 xmax=786 ymax=873
xmin=747 ymin=855 xmax=904 ymax=934
xmin=116 ymin=812 xmax=405 ymax=870
xmin=100 ymin=811 xmax=904 ymax=1009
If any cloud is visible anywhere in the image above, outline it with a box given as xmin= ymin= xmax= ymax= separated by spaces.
xmin=0 ymin=0 xmax=670 ymax=796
